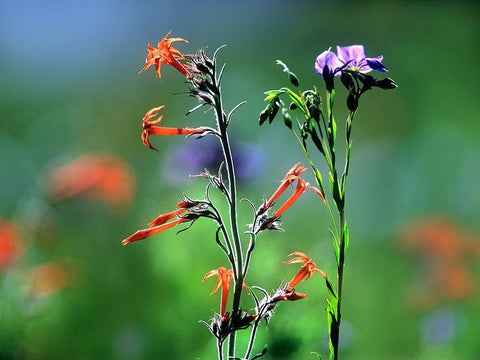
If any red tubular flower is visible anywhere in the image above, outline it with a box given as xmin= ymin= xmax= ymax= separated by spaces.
xmin=121 ymin=217 xmax=189 ymax=246
xmin=284 ymin=251 xmax=327 ymax=292
xmin=273 ymin=179 xmax=308 ymax=217
xmin=122 ymin=203 xmax=194 ymax=246
xmin=141 ymin=106 xmax=209 ymax=151
xmin=203 ymin=267 xmax=233 ymax=316
xmin=140 ymin=31 xmax=191 ymax=80
xmin=262 ymin=163 xmax=324 ymax=216
xmin=203 ymin=267 xmax=248 ymax=316
xmin=148 ymin=208 xmax=187 ymax=227
xmin=265 ymin=163 xmax=307 ymax=208
xmin=274 ymin=291 xmax=308 ymax=302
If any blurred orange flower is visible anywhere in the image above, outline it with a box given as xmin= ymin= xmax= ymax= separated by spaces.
xmin=47 ymin=153 xmax=135 ymax=206
xmin=399 ymin=217 xmax=480 ymax=307
xmin=28 ymin=261 xmax=72 ymax=297
xmin=0 ymin=220 xmax=23 ymax=269
xmin=140 ymin=31 xmax=191 ymax=80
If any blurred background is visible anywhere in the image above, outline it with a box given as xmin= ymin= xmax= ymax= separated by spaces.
xmin=1 ymin=1 xmax=479 ymax=359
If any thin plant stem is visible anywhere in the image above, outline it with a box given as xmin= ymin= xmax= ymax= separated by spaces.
xmin=210 ymin=71 xmax=244 ymax=359
xmin=333 ymin=209 xmax=345 ymax=360
xmin=217 ymin=339 xmax=225 ymax=360
xmin=244 ymin=318 xmax=261 ymax=359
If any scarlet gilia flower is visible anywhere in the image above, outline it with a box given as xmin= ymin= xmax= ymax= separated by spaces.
xmin=141 ymin=106 xmax=210 ymax=151
xmin=203 ymin=267 xmax=248 ymax=316
xmin=284 ymin=251 xmax=327 ymax=292
xmin=122 ymin=207 xmax=193 ymax=246
xmin=140 ymin=31 xmax=191 ymax=80
xmin=203 ymin=267 xmax=233 ymax=316
xmin=263 ymin=162 xmax=307 ymax=209
xmin=261 ymin=163 xmax=324 ymax=214
xmin=256 ymin=164 xmax=324 ymax=232
xmin=47 ymin=153 xmax=135 ymax=206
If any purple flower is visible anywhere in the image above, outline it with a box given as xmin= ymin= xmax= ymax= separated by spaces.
xmin=315 ymin=45 xmax=388 ymax=77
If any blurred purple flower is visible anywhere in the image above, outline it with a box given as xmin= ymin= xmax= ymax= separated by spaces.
xmin=315 ymin=45 xmax=388 ymax=77
xmin=420 ymin=308 xmax=463 ymax=345
xmin=164 ymin=137 xmax=265 ymax=186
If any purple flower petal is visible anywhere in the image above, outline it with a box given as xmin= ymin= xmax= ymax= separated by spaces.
xmin=336 ymin=45 xmax=366 ymax=65
xmin=366 ymin=56 xmax=388 ymax=72
xmin=315 ymin=50 xmax=342 ymax=77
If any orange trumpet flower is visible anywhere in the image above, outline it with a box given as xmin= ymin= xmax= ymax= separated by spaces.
xmin=265 ymin=163 xmax=307 ymax=208
xmin=141 ymin=106 xmax=209 ymax=151
xmin=203 ymin=267 xmax=248 ymax=316
xmin=203 ymin=267 xmax=233 ymax=316
xmin=140 ymin=31 xmax=191 ymax=80
xmin=121 ymin=217 xmax=189 ymax=246
xmin=284 ymin=251 xmax=327 ymax=292
xmin=273 ymin=179 xmax=309 ymax=217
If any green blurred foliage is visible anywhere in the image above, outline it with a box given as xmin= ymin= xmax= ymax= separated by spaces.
xmin=1 ymin=1 xmax=479 ymax=359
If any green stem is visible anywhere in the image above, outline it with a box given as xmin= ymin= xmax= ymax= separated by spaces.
xmin=332 ymin=110 xmax=355 ymax=360
xmin=212 ymin=83 xmax=244 ymax=359
xmin=244 ymin=317 xmax=261 ymax=359
xmin=217 ymin=339 xmax=225 ymax=360
xmin=333 ymin=210 xmax=345 ymax=360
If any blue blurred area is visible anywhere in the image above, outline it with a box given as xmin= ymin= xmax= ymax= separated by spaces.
xmin=1 ymin=1 xmax=479 ymax=359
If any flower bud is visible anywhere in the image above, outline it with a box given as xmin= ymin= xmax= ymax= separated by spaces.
xmin=282 ymin=108 xmax=292 ymax=129
xmin=289 ymin=73 xmax=300 ymax=87
xmin=347 ymin=93 xmax=358 ymax=112
xmin=259 ymin=108 xmax=269 ymax=126
xmin=340 ymin=72 xmax=355 ymax=92
xmin=323 ymin=65 xmax=334 ymax=92
xmin=374 ymin=77 xmax=398 ymax=90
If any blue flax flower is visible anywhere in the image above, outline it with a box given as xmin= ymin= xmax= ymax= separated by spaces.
xmin=315 ymin=45 xmax=388 ymax=77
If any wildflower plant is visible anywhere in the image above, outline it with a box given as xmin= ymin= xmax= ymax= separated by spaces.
xmin=122 ymin=32 xmax=329 ymax=360
xmin=260 ymin=45 xmax=396 ymax=359
xmin=123 ymin=33 xmax=395 ymax=359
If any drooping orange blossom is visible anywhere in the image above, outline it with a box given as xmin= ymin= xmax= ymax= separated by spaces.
xmin=140 ymin=31 xmax=191 ymax=80
xmin=264 ymin=163 xmax=325 ymax=216
xmin=264 ymin=163 xmax=307 ymax=208
xmin=121 ymin=205 xmax=190 ymax=245
xmin=141 ymin=106 xmax=209 ymax=151
xmin=203 ymin=267 xmax=248 ymax=316
xmin=284 ymin=251 xmax=327 ymax=292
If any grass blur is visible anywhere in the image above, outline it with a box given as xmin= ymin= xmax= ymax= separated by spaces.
xmin=1 ymin=1 xmax=479 ymax=359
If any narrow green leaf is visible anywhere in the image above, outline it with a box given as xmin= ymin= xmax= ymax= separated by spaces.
xmin=264 ymin=90 xmax=283 ymax=101
xmin=328 ymin=171 xmax=335 ymax=196
xmin=329 ymin=228 xmax=340 ymax=265
xmin=331 ymin=117 xmax=337 ymax=143
xmin=325 ymin=277 xmax=338 ymax=301
xmin=343 ymin=220 xmax=349 ymax=252
xmin=312 ymin=167 xmax=326 ymax=199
